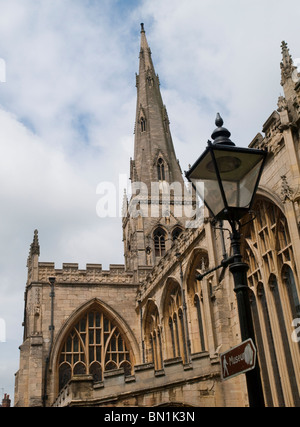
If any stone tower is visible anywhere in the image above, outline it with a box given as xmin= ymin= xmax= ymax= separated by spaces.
xmin=123 ymin=24 xmax=193 ymax=272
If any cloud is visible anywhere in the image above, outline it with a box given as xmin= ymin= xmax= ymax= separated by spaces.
xmin=133 ymin=0 xmax=300 ymax=166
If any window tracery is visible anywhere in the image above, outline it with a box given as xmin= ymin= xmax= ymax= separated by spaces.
xmin=140 ymin=116 xmax=146 ymax=132
xmin=172 ymin=227 xmax=183 ymax=241
xmin=186 ymin=252 xmax=209 ymax=354
xmin=157 ymin=158 xmax=165 ymax=181
xmin=242 ymin=199 xmax=296 ymax=288
xmin=144 ymin=304 xmax=163 ymax=371
xmin=164 ymin=284 xmax=188 ymax=363
xmin=241 ymin=198 xmax=300 ymax=406
xmin=58 ymin=308 xmax=132 ymax=391
xmin=154 ymin=227 xmax=166 ymax=257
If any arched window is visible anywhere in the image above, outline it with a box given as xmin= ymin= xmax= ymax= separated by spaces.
xmin=249 ymin=289 xmax=274 ymax=407
xmin=186 ymin=251 xmax=209 ymax=354
xmin=141 ymin=117 xmax=146 ymax=132
xmin=157 ymin=158 xmax=165 ymax=181
xmin=173 ymin=313 xmax=181 ymax=357
xmin=58 ymin=308 xmax=133 ymax=392
xmin=257 ymin=282 xmax=285 ymax=407
xmin=149 ymin=330 xmax=163 ymax=372
xmin=172 ymin=227 xmax=183 ymax=241
xmin=164 ymin=283 xmax=188 ymax=364
xmin=194 ymin=295 xmax=206 ymax=352
xmin=154 ymin=227 xmax=166 ymax=257
xmin=241 ymin=199 xmax=296 ymax=286
xmin=282 ymin=265 xmax=300 ymax=320
xmin=168 ymin=317 xmax=176 ymax=358
xmin=144 ymin=305 xmax=163 ymax=371
xmin=241 ymin=198 xmax=300 ymax=406
xmin=269 ymin=274 xmax=300 ymax=406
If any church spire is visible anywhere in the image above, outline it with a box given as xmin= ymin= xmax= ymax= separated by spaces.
xmin=139 ymin=23 xmax=154 ymax=73
xmin=133 ymin=24 xmax=184 ymax=189
xmin=123 ymin=26 xmax=189 ymax=272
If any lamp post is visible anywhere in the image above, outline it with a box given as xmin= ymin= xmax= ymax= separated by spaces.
xmin=186 ymin=114 xmax=267 ymax=407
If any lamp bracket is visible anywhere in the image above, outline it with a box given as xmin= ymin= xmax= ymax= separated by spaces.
xmin=213 ymin=226 xmax=232 ymax=235
xmin=196 ymin=255 xmax=235 ymax=281
xmin=239 ymin=211 xmax=257 ymax=229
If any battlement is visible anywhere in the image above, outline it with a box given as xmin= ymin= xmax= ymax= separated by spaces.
xmin=36 ymin=262 xmax=134 ymax=285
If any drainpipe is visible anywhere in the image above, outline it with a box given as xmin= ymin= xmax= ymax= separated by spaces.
xmin=42 ymin=277 xmax=56 ymax=407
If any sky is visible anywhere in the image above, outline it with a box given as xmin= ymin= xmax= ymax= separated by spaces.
xmin=0 ymin=0 xmax=299 ymax=404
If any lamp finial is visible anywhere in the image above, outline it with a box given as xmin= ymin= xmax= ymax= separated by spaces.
xmin=211 ymin=113 xmax=235 ymax=146
xmin=215 ymin=113 xmax=224 ymax=128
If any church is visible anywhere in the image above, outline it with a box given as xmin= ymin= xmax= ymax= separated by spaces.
xmin=14 ymin=26 xmax=300 ymax=407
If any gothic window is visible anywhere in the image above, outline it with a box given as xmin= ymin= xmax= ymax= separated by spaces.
xmin=172 ymin=313 xmax=181 ymax=357
xmin=141 ymin=117 xmax=146 ymax=132
xmin=241 ymin=198 xmax=300 ymax=406
xmin=194 ymin=294 xmax=206 ymax=352
xmin=269 ymin=275 xmax=300 ymax=405
xmin=282 ymin=265 xmax=300 ymax=321
xmin=242 ymin=199 xmax=296 ymax=287
xmin=154 ymin=227 xmax=166 ymax=257
xmin=164 ymin=283 xmax=188 ymax=364
xmin=257 ymin=282 xmax=285 ymax=407
xmin=157 ymin=158 xmax=165 ymax=181
xmin=149 ymin=329 xmax=163 ymax=371
xmin=172 ymin=227 xmax=183 ymax=241
xmin=186 ymin=252 xmax=209 ymax=354
xmin=58 ymin=308 xmax=133 ymax=392
xmin=59 ymin=363 xmax=71 ymax=392
xmin=168 ymin=318 xmax=176 ymax=358
xmin=249 ymin=290 xmax=274 ymax=407
xmin=144 ymin=304 xmax=163 ymax=371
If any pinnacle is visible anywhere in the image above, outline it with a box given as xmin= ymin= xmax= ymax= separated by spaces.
xmin=30 ymin=229 xmax=40 ymax=256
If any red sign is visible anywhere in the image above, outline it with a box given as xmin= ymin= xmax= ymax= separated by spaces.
xmin=220 ymin=339 xmax=257 ymax=381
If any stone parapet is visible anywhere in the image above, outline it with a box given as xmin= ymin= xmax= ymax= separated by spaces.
xmin=53 ymin=353 xmax=225 ymax=407
xmin=36 ymin=263 xmax=134 ymax=285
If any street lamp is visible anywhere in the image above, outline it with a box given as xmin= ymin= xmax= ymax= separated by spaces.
xmin=186 ymin=114 xmax=267 ymax=407
xmin=186 ymin=113 xmax=266 ymax=223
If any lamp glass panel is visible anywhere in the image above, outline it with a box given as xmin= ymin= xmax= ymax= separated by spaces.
xmin=187 ymin=150 xmax=225 ymax=216
xmin=238 ymin=159 xmax=264 ymax=208
xmin=213 ymin=149 xmax=265 ymax=209
xmin=187 ymin=146 xmax=265 ymax=217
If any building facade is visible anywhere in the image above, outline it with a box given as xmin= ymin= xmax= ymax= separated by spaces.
xmin=14 ymin=28 xmax=300 ymax=407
